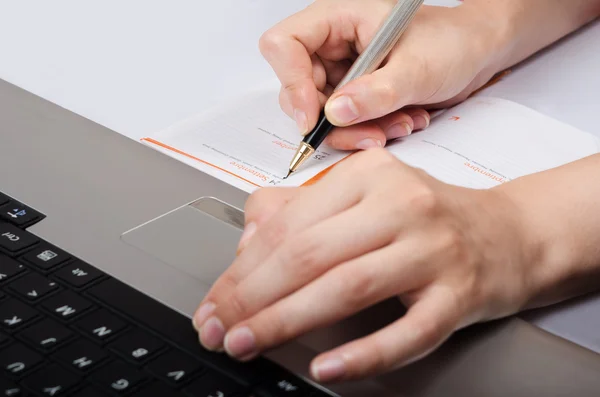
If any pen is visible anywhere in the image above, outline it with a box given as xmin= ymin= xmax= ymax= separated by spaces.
xmin=286 ymin=0 xmax=424 ymax=178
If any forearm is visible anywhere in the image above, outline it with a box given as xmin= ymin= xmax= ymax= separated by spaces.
xmin=465 ymin=0 xmax=600 ymax=72
xmin=497 ymin=153 xmax=600 ymax=309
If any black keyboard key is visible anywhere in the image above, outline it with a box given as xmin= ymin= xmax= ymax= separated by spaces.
xmin=91 ymin=361 xmax=146 ymax=395
xmin=147 ymin=349 xmax=203 ymax=386
xmin=22 ymin=243 xmax=70 ymax=271
xmin=54 ymin=339 xmax=108 ymax=372
xmin=54 ymin=260 xmax=103 ymax=288
xmin=72 ymin=387 xmax=106 ymax=397
xmin=0 ymin=299 xmax=39 ymax=330
xmin=183 ymin=371 xmax=243 ymax=397
xmin=88 ymin=278 xmax=278 ymax=386
xmin=0 ymin=343 xmax=43 ymax=376
xmin=0 ymin=193 xmax=9 ymax=206
xmin=19 ymin=318 xmax=73 ymax=351
xmin=75 ymin=309 xmax=127 ymax=343
xmin=42 ymin=291 xmax=93 ymax=321
xmin=9 ymin=273 xmax=59 ymax=301
xmin=254 ymin=372 xmax=308 ymax=397
xmin=0 ymin=223 xmax=39 ymax=254
xmin=0 ymin=202 xmax=43 ymax=227
xmin=0 ymin=378 xmax=23 ymax=396
xmin=22 ymin=364 xmax=79 ymax=396
xmin=0 ymin=255 xmax=25 ymax=282
xmin=109 ymin=329 xmax=164 ymax=364
xmin=0 ymin=332 xmax=8 ymax=345
xmin=134 ymin=382 xmax=184 ymax=397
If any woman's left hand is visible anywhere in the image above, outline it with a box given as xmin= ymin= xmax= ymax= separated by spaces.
xmin=192 ymin=147 xmax=543 ymax=383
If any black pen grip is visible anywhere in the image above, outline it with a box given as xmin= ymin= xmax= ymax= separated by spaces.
xmin=302 ymin=110 xmax=335 ymax=150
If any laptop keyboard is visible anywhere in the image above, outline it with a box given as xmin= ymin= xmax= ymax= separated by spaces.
xmin=0 ymin=191 xmax=331 ymax=396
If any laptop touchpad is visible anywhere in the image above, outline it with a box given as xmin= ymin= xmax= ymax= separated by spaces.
xmin=121 ymin=197 xmax=243 ymax=287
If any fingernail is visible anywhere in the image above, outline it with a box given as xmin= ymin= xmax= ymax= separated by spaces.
xmin=356 ymin=138 xmax=382 ymax=150
xmin=200 ymin=316 xmax=226 ymax=351
xmin=225 ymin=326 xmax=258 ymax=360
xmin=193 ymin=302 xmax=216 ymax=330
xmin=311 ymin=357 xmax=346 ymax=382
xmin=237 ymin=222 xmax=257 ymax=255
xmin=326 ymin=95 xmax=359 ymax=124
xmin=386 ymin=122 xmax=412 ymax=139
xmin=294 ymin=109 xmax=308 ymax=135
xmin=413 ymin=114 xmax=430 ymax=130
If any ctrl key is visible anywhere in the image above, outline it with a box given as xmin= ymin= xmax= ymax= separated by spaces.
xmin=0 ymin=223 xmax=39 ymax=254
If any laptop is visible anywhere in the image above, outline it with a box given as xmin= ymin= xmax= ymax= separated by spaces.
xmin=2 ymin=77 xmax=600 ymax=397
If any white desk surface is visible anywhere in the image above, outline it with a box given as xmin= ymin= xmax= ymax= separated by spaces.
xmin=1 ymin=1 xmax=600 ymax=353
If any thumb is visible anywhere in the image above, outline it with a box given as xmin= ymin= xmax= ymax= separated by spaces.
xmin=324 ymin=63 xmax=418 ymax=127
xmin=237 ymin=187 xmax=301 ymax=254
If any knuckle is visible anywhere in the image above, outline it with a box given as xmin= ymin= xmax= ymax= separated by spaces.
xmin=279 ymin=235 xmax=323 ymax=279
xmin=437 ymin=227 xmax=467 ymax=260
xmin=278 ymin=88 xmax=292 ymax=114
xmin=244 ymin=188 xmax=269 ymax=215
xmin=374 ymin=79 xmax=399 ymax=112
xmin=339 ymin=267 xmax=378 ymax=310
xmin=204 ymin=271 xmax=238 ymax=304
xmin=410 ymin=316 xmax=442 ymax=347
xmin=258 ymin=28 xmax=285 ymax=58
xmin=407 ymin=184 xmax=438 ymax=217
xmin=259 ymin=219 xmax=288 ymax=248
xmin=266 ymin=304 xmax=293 ymax=342
xmin=369 ymin=339 xmax=391 ymax=374
xmin=352 ymin=148 xmax=396 ymax=173
xmin=228 ymin=289 xmax=251 ymax=320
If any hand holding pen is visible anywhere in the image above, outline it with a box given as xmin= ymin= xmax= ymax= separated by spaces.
xmin=285 ymin=0 xmax=425 ymax=176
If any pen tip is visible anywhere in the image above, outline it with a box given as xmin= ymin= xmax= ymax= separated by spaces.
xmin=284 ymin=170 xmax=292 ymax=180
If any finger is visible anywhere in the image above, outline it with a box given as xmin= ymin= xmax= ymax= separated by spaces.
xmin=259 ymin=5 xmax=333 ymax=135
xmin=310 ymin=286 xmax=461 ymax=382
xmin=323 ymin=109 xmax=417 ymax=151
xmin=402 ymin=108 xmax=431 ymax=131
xmin=215 ymin=198 xmax=399 ymax=347
xmin=194 ymin=152 xmax=383 ymax=341
xmin=324 ymin=56 xmax=422 ymax=127
xmin=237 ymin=187 xmax=301 ymax=253
xmin=193 ymin=187 xmax=300 ymax=330
xmin=324 ymin=122 xmax=386 ymax=151
xmin=279 ymin=87 xmax=329 ymax=120
xmin=222 ymin=237 xmax=434 ymax=360
xmin=311 ymin=54 xmax=328 ymax=93
xmin=279 ymin=56 xmax=351 ymax=129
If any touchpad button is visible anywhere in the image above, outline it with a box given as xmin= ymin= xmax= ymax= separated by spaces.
xmin=121 ymin=197 xmax=243 ymax=286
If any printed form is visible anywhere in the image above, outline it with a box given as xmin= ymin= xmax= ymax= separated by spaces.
xmin=142 ymin=90 xmax=599 ymax=193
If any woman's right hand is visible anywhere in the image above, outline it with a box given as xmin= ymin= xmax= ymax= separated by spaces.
xmin=259 ymin=0 xmax=511 ymax=150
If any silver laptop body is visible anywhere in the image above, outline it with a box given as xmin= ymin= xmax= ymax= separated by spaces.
xmin=2 ymin=78 xmax=600 ymax=396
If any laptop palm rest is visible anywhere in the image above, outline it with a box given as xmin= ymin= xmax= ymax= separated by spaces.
xmin=120 ymin=197 xmax=243 ymax=288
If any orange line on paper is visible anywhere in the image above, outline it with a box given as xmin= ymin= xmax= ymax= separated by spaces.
xmin=141 ymin=137 xmax=262 ymax=188
xmin=300 ymin=154 xmax=355 ymax=187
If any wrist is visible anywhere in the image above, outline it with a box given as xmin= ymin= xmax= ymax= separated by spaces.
xmin=457 ymin=0 xmax=524 ymax=75
xmin=492 ymin=178 xmax=595 ymax=310
xmin=460 ymin=0 xmax=600 ymax=74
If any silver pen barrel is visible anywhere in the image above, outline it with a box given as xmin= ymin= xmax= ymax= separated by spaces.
xmin=335 ymin=0 xmax=424 ymax=90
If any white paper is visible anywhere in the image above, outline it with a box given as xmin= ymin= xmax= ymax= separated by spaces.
xmin=142 ymin=89 xmax=600 ymax=193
